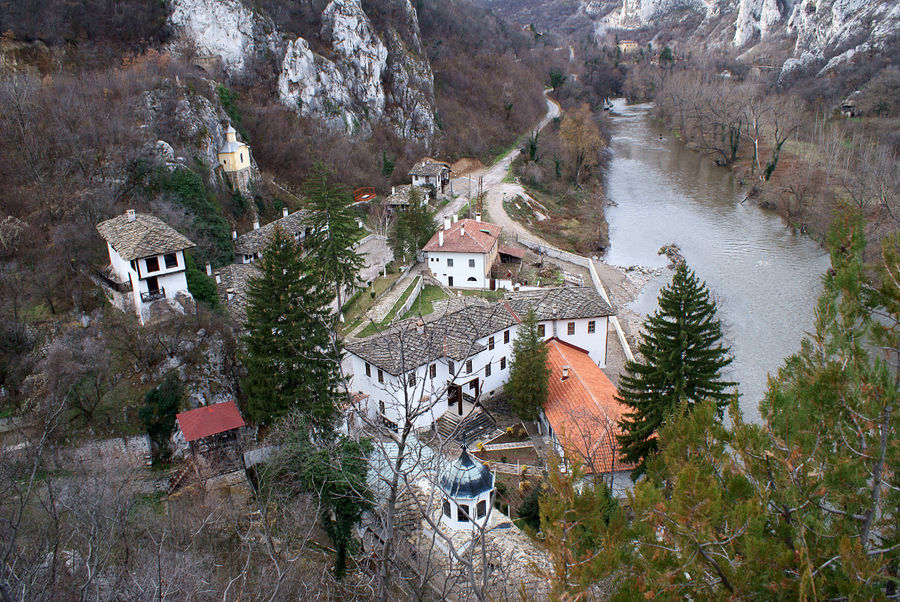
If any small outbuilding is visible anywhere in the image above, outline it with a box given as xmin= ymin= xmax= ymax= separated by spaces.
xmin=217 ymin=125 xmax=253 ymax=194
xmin=409 ymin=159 xmax=451 ymax=194
xmin=438 ymin=447 xmax=495 ymax=531
xmin=176 ymin=400 xmax=246 ymax=456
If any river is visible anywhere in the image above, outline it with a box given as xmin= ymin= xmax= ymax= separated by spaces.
xmin=603 ymin=99 xmax=831 ymax=423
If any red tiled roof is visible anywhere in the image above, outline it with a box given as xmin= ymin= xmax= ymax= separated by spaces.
xmin=543 ymin=339 xmax=633 ymax=474
xmin=176 ymin=401 xmax=245 ymax=442
xmin=422 ymin=219 xmax=501 ymax=254
xmin=499 ymin=244 xmax=525 ymax=259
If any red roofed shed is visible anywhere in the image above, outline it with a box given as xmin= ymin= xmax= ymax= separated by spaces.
xmin=177 ymin=401 xmax=245 ymax=443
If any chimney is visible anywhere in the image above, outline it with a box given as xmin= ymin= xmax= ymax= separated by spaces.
xmin=232 ymin=230 xmax=237 ymax=240
xmin=252 ymin=220 xmax=260 ymax=230
xmin=438 ymin=230 xmax=444 ymax=246
xmin=416 ymin=319 xmax=425 ymax=334
xmin=561 ymin=365 xmax=570 ymax=381
xmin=215 ymin=274 xmax=221 ymax=284
xmin=460 ymin=222 xmax=465 ymax=236
xmin=392 ymin=186 xmax=396 ymax=195
xmin=452 ymin=214 xmax=458 ymax=223
xmin=205 ymin=263 xmax=212 ymax=276
xmin=444 ymin=217 xmax=451 ymax=231
xmin=282 ymin=207 xmax=289 ymax=218
xmin=226 ymin=288 xmax=234 ymax=301
xmin=475 ymin=213 xmax=482 ymax=222
xmin=126 ymin=209 xmax=136 ymax=222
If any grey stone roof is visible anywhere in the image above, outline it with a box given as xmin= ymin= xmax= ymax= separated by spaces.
xmin=347 ymin=287 xmax=615 ymax=375
xmin=213 ymin=263 xmax=260 ymax=325
xmin=234 ymin=210 xmax=312 ymax=256
xmin=97 ymin=212 xmax=195 ymax=262
xmin=346 ymin=302 xmax=518 ymax=376
xmin=384 ymin=185 xmax=425 ymax=206
xmin=504 ymin=286 xmax=615 ymax=321
xmin=409 ymin=160 xmax=449 ymax=177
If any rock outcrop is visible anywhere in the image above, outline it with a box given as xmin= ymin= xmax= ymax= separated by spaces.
xmin=167 ymin=0 xmax=436 ymax=142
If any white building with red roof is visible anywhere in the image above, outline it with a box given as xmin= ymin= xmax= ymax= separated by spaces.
xmin=540 ymin=338 xmax=633 ymax=496
xmin=422 ymin=216 xmax=501 ymax=289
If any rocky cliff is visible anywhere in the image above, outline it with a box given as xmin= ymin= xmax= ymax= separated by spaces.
xmin=168 ymin=0 xmax=435 ymax=142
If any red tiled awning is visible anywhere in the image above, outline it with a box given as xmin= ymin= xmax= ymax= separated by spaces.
xmin=176 ymin=401 xmax=245 ymax=442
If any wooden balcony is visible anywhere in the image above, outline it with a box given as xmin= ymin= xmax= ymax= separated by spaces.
xmin=140 ymin=288 xmax=166 ymax=303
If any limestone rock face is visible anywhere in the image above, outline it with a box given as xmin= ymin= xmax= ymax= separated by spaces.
xmin=169 ymin=0 xmax=282 ymax=77
xmin=168 ymin=0 xmax=435 ymax=142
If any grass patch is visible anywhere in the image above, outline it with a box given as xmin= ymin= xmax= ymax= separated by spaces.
xmin=382 ymin=278 xmax=419 ymax=323
xmin=460 ymin=289 xmax=505 ymax=301
xmin=340 ymin=272 xmax=402 ymax=329
xmin=400 ymin=285 xmax=449 ymax=319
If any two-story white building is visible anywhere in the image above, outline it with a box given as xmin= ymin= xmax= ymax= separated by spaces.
xmin=233 ymin=207 xmax=313 ymax=264
xmin=96 ymin=210 xmax=195 ymax=324
xmin=409 ymin=159 xmax=451 ymax=194
xmin=423 ymin=217 xmax=501 ymax=289
xmin=344 ymin=286 xmax=615 ymax=432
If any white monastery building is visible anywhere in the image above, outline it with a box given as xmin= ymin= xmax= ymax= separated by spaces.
xmin=96 ymin=210 xmax=195 ymax=324
xmin=408 ymin=159 xmax=451 ymax=194
xmin=233 ymin=207 xmax=312 ymax=264
xmin=344 ymin=287 xmax=615 ymax=432
xmin=423 ymin=217 xmax=501 ymax=289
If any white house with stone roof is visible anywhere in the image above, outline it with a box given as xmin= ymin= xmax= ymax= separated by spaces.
xmin=233 ymin=207 xmax=313 ymax=264
xmin=344 ymin=287 xmax=615 ymax=432
xmin=96 ymin=210 xmax=195 ymax=324
xmin=423 ymin=216 xmax=501 ymax=289
xmin=409 ymin=159 xmax=451 ymax=193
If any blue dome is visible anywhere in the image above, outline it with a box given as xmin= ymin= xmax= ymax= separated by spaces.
xmin=439 ymin=448 xmax=494 ymax=498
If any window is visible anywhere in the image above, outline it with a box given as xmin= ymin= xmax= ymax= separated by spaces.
xmin=485 ymin=363 xmax=491 ymax=378
xmin=469 ymin=258 xmax=475 ymax=268
xmin=164 ymin=253 xmax=178 ymax=269
xmin=145 ymin=256 xmax=159 ymax=273
xmin=448 ymin=360 xmax=455 ymax=374
xmin=379 ymin=400 xmax=385 ymax=413
xmin=378 ymin=369 xmax=384 ymax=384
xmin=588 ymin=320 xmax=596 ymax=334
xmin=407 ymin=373 xmax=416 ymax=387
xmin=458 ymin=504 xmax=470 ymax=522
xmin=537 ymin=324 xmax=545 ymax=337
xmin=504 ymin=330 xmax=510 ymax=344
xmin=447 ymin=258 xmax=454 ymax=267
xmin=500 ymin=357 xmax=506 ymax=370
xmin=365 ymin=363 xmax=371 ymax=377
xmin=443 ymin=500 xmax=451 ymax=517
xmin=477 ymin=500 xmax=487 ymax=518
xmin=568 ymin=322 xmax=575 ymax=335
xmin=469 ymin=380 xmax=477 ymax=391
xmin=239 ymin=152 xmax=243 ymax=163
xmin=466 ymin=360 xmax=473 ymax=374
xmin=430 ymin=364 xmax=437 ymax=378
xmin=488 ymin=336 xmax=494 ymax=350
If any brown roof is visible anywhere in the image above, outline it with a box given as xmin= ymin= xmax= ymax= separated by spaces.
xmin=176 ymin=401 xmax=245 ymax=442
xmin=234 ymin=210 xmax=312 ymax=256
xmin=422 ymin=219 xmax=501 ymax=254
xmin=213 ymin=263 xmax=261 ymax=325
xmin=543 ymin=339 xmax=632 ymax=474
xmin=409 ymin=160 xmax=450 ymax=177
xmin=504 ymin=286 xmax=615 ymax=321
xmin=499 ymin=244 xmax=525 ymax=259
xmin=96 ymin=212 xmax=195 ymax=261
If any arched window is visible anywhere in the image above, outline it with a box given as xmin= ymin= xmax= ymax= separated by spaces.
xmin=477 ymin=500 xmax=487 ymax=518
xmin=443 ymin=500 xmax=451 ymax=517
xmin=467 ymin=276 xmax=477 ymax=282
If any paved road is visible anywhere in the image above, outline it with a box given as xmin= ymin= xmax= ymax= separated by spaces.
xmin=435 ymin=92 xmax=561 ymax=227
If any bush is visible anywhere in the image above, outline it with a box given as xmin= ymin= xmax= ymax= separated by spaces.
xmin=139 ymin=373 xmax=182 ymax=464
xmin=517 ymin=484 xmax=541 ymax=530
xmin=184 ymin=252 xmax=219 ymax=309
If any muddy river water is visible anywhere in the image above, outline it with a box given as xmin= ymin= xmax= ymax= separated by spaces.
xmin=603 ymin=99 xmax=831 ymax=422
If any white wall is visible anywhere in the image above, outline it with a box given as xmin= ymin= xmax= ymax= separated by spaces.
xmin=425 ymin=250 xmax=488 ymax=289
xmin=537 ymin=316 xmax=609 ymax=368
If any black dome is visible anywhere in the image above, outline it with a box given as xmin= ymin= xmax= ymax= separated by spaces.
xmin=439 ymin=448 xmax=494 ymax=498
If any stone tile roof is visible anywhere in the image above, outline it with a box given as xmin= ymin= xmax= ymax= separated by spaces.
xmin=408 ymin=160 xmax=450 ymax=177
xmin=96 ymin=212 xmax=195 ymax=262
xmin=213 ymin=263 xmax=260 ymax=325
xmin=422 ymin=219 xmax=501 ymax=254
xmin=384 ymin=185 xmax=426 ymax=206
xmin=234 ymin=210 xmax=312 ymax=256
xmin=346 ymin=303 xmax=518 ymax=376
xmin=504 ymin=286 xmax=615 ymax=321
xmin=543 ymin=338 xmax=632 ymax=474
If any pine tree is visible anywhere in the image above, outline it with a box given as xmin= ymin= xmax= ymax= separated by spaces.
xmin=240 ymin=226 xmax=340 ymax=426
xmin=507 ymin=308 xmax=550 ymax=422
xmin=303 ymin=162 xmax=364 ymax=310
xmin=139 ymin=373 xmax=182 ymax=463
xmin=617 ymin=263 xmax=734 ymax=476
